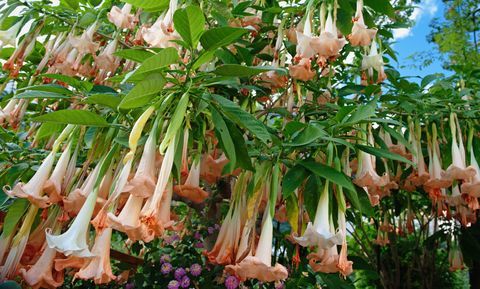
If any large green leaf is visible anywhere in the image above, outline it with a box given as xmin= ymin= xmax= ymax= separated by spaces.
xmin=286 ymin=123 xmax=326 ymax=147
xmin=131 ymin=47 xmax=178 ymax=77
xmin=200 ymin=27 xmax=249 ymax=50
xmin=86 ymin=93 xmax=121 ymax=109
xmin=364 ymin=0 xmax=395 ymax=18
xmin=121 ymin=0 xmax=169 ymax=11
xmin=356 ymin=144 xmax=414 ymax=165
xmin=225 ymin=119 xmax=253 ymax=171
xmin=211 ymin=107 xmax=236 ymax=170
xmin=212 ymin=95 xmax=271 ymax=144
xmin=33 ymin=110 xmax=109 ymax=127
xmin=3 ymin=198 xmax=28 ymax=236
xmin=14 ymin=90 xmax=69 ymax=99
xmin=119 ymin=73 xmax=166 ymax=109
xmin=114 ymin=49 xmax=155 ymax=63
xmin=300 ymin=160 xmax=356 ymax=192
xmin=282 ymin=165 xmax=309 ymax=199
xmin=344 ymin=101 xmax=376 ymax=124
xmin=214 ymin=64 xmax=285 ymax=77
xmin=17 ymin=84 xmax=72 ymax=95
xmin=41 ymin=74 xmax=93 ymax=92
xmin=173 ymin=5 xmax=205 ymax=48
xmin=35 ymin=122 xmax=64 ymax=140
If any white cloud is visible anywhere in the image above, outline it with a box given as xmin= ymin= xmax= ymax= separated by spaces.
xmin=392 ymin=0 xmax=438 ymax=40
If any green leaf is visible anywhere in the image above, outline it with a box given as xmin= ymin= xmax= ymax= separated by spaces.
xmin=33 ymin=110 xmax=109 ymax=127
xmin=225 ymin=119 xmax=253 ymax=170
xmin=421 ymin=73 xmax=443 ymax=88
xmin=35 ymin=122 xmax=64 ymax=140
xmin=191 ymin=50 xmax=216 ymax=70
xmin=114 ymin=49 xmax=155 ymax=63
xmin=14 ymin=90 xmax=69 ymax=99
xmin=212 ymin=94 xmax=271 ymax=144
xmin=119 ymin=73 xmax=166 ymax=109
xmin=17 ymin=84 xmax=72 ymax=95
xmin=214 ymin=64 xmax=285 ymax=77
xmin=160 ymin=93 xmax=189 ymax=152
xmin=303 ymin=175 xmax=322 ymax=219
xmin=356 ymin=144 xmax=414 ymax=165
xmin=300 ymin=160 xmax=356 ymax=192
xmin=121 ymin=0 xmax=169 ymax=11
xmin=173 ymin=5 xmax=205 ymax=48
xmin=356 ymin=186 xmax=374 ymax=217
xmin=41 ymin=74 xmax=93 ymax=92
xmin=282 ymin=165 xmax=309 ymax=199
xmin=286 ymin=123 xmax=326 ymax=147
xmin=344 ymin=101 xmax=376 ymax=124
xmin=132 ymin=47 xmax=178 ymax=77
xmin=62 ymin=0 xmax=79 ymax=10
xmin=211 ymin=107 xmax=236 ymax=169
xmin=3 ymin=198 xmax=28 ymax=236
xmin=85 ymin=93 xmax=121 ymax=109
xmin=364 ymin=0 xmax=395 ymax=18
xmin=200 ymin=27 xmax=249 ymax=50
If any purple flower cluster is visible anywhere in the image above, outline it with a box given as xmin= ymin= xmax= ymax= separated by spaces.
xmin=168 ymin=280 xmax=180 ymax=289
xmin=225 ymin=275 xmax=239 ymax=289
xmin=189 ymin=263 xmax=202 ymax=277
xmin=161 ymin=262 xmax=173 ymax=275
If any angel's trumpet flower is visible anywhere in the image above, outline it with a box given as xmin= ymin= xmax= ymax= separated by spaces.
xmin=354 ymin=150 xmax=388 ymax=189
xmin=0 ymin=20 xmax=21 ymax=47
xmin=0 ymin=205 xmax=38 ymax=280
xmin=289 ymin=58 xmax=316 ymax=82
xmin=141 ymin=14 xmax=178 ymax=48
xmin=123 ymin=129 xmax=157 ymax=198
xmin=225 ymin=210 xmax=288 ymax=282
xmin=461 ymin=145 xmax=480 ymax=197
xmin=294 ymin=181 xmax=343 ymax=248
xmin=44 ymin=142 xmax=72 ymax=204
xmin=108 ymin=3 xmax=136 ymax=30
xmin=0 ymin=98 xmax=18 ymax=125
xmin=174 ymin=160 xmax=209 ymax=203
xmin=108 ymin=130 xmax=158 ymax=241
xmin=139 ymin=135 xmax=176 ymax=241
xmin=95 ymin=39 xmax=119 ymax=73
xmin=295 ymin=12 xmax=315 ymax=59
xmin=308 ymin=246 xmax=339 ymax=273
xmin=75 ymin=228 xmax=116 ymax=284
xmin=444 ymin=113 xmax=476 ymax=180
xmin=20 ymin=243 xmax=64 ymax=289
xmin=348 ymin=0 xmax=377 ymax=47
xmin=63 ymin=162 xmax=101 ymax=215
xmin=4 ymin=151 xmax=55 ymax=208
xmin=405 ymin=121 xmax=429 ymax=190
xmin=69 ymin=23 xmax=99 ymax=56
xmin=310 ymin=6 xmax=347 ymax=60
xmin=46 ymin=186 xmax=99 ymax=257
xmin=336 ymin=209 xmax=353 ymax=277
xmin=425 ymin=124 xmax=452 ymax=190
xmin=200 ymin=153 xmax=229 ymax=184
xmin=361 ymin=40 xmax=387 ymax=83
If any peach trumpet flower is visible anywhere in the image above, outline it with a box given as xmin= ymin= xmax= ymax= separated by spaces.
xmin=448 ymin=240 xmax=464 ymax=272
xmin=310 ymin=6 xmax=347 ymax=60
xmin=0 ymin=98 xmax=19 ymax=126
xmin=225 ymin=209 xmax=288 ymax=282
xmin=123 ymin=129 xmax=157 ymax=198
xmin=424 ymin=124 xmax=452 ymax=190
xmin=444 ymin=113 xmax=476 ymax=180
xmin=3 ymin=151 xmax=56 ymax=208
xmin=461 ymin=147 xmax=480 ymax=197
xmin=75 ymin=228 xmax=116 ymax=284
xmin=295 ymin=12 xmax=316 ymax=59
xmin=361 ymin=40 xmax=387 ymax=83
xmin=108 ymin=3 xmax=136 ymax=30
xmin=20 ymin=243 xmax=64 ymax=289
xmin=293 ymin=181 xmax=343 ymax=249
xmin=348 ymin=0 xmax=377 ymax=47
xmin=69 ymin=23 xmax=99 ymax=56
xmin=44 ymin=142 xmax=72 ymax=204
xmin=95 ymin=38 xmax=120 ymax=74
xmin=46 ymin=186 xmax=100 ymax=257
xmin=139 ymin=135 xmax=176 ymax=242
xmin=63 ymin=162 xmax=101 ymax=216
xmin=174 ymin=160 xmax=209 ymax=203
xmin=289 ymin=58 xmax=316 ymax=82
xmin=200 ymin=153 xmax=229 ymax=184
xmin=336 ymin=211 xmax=353 ymax=278
xmin=0 ymin=20 xmax=22 ymax=48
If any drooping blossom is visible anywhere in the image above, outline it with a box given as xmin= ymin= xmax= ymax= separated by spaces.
xmin=20 ymin=244 xmax=64 ymax=289
xmin=448 ymin=240 xmax=464 ymax=271
xmin=424 ymin=123 xmax=452 ymax=191
xmin=310 ymin=6 xmax=347 ymax=62
xmin=348 ymin=0 xmax=377 ymax=47
xmin=141 ymin=0 xmax=179 ymax=48
xmin=461 ymin=137 xmax=480 ymax=197
xmin=0 ymin=20 xmax=22 ymax=47
xmin=174 ymin=160 xmax=209 ymax=203
xmin=294 ymin=181 xmax=343 ymax=248
xmin=361 ymin=40 xmax=387 ymax=83
xmin=200 ymin=153 xmax=229 ymax=184
xmin=75 ymin=228 xmax=116 ymax=284
xmin=226 ymin=209 xmax=288 ymax=282
xmin=43 ymin=142 xmax=72 ymax=204
xmin=4 ymin=151 xmax=55 ymax=208
xmin=289 ymin=58 xmax=316 ymax=81
xmin=295 ymin=12 xmax=315 ymax=59
xmin=108 ymin=3 xmax=136 ymax=30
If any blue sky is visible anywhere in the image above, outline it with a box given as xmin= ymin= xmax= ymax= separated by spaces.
xmin=390 ymin=0 xmax=449 ymax=80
